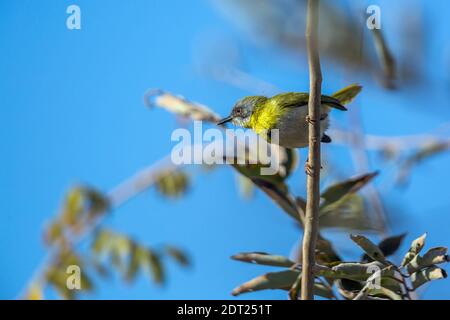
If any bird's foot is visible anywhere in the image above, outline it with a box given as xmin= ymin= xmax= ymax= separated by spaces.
xmin=305 ymin=162 xmax=314 ymax=176
xmin=306 ymin=114 xmax=327 ymax=124
xmin=304 ymin=159 xmax=323 ymax=176
xmin=306 ymin=115 xmax=318 ymax=124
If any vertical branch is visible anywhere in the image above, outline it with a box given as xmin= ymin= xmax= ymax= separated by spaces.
xmin=301 ymin=0 xmax=322 ymax=300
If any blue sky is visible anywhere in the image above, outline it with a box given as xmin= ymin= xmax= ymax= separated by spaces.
xmin=1 ymin=0 xmax=450 ymax=299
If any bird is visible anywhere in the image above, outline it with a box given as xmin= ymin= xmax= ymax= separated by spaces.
xmin=217 ymin=84 xmax=362 ymax=148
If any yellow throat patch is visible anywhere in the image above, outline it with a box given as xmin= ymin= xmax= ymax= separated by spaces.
xmin=249 ymin=100 xmax=286 ymax=135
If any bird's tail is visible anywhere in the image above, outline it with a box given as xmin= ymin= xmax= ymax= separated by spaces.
xmin=321 ymin=96 xmax=347 ymax=111
xmin=321 ymin=83 xmax=362 ymax=112
xmin=332 ymin=83 xmax=363 ymax=105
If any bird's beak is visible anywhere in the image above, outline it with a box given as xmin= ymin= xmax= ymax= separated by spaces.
xmin=217 ymin=116 xmax=233 ymax=126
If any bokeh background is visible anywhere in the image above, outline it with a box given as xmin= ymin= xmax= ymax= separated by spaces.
xmin=1 ymin=0 xmax=450 ymax=299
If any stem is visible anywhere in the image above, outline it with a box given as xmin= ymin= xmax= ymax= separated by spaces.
xmin=301 ymin=0 xmax=322 ymax=300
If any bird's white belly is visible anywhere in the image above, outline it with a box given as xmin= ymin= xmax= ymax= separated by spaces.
xmin=275 ymin=106 xmax=329 ymax=148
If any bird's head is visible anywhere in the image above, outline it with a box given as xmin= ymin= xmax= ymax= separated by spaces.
xmin=217 ymin=96 xmax=267 ymax=128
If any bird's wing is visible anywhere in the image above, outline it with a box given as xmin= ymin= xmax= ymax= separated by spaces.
xmin=271 ymin=93 xmax=347 ymax=111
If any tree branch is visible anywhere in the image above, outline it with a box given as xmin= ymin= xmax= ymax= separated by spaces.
xmin=301 ymin=0 xmax=322 ymax=300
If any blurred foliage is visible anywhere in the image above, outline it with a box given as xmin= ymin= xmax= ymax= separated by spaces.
xmin=145 ymin=89 xmax=221 ymax=123
xmin=371 ymin=28 xmax=396 ymax=88
xmin=396 ymin=141 xmax=450 ymax=185
xmin=232 ymin=233 xmax=448 ymax=300
xmin=213 ymin=0 xmax=400 ymax=89
xmin=44 ymin=186 xmax=109 ymax=246
xmin=26 ymin=184 xmax=189 ymax=300
xmin=91 ymin=229 xmax=189 ymax=284
xmin=155 ymin=170 xmax=190 ymax=199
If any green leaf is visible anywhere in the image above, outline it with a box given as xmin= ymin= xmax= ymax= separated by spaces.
xmin=297 ymin=236 xmax=342 ymax=266
xmin=380 ymin=277 xmax=404 ymax=294
xmin=164 ymin=245 xmax=190 ymax=267
xmin=108 ymin=234 xmax=131 ymax=274
xmin=231 ymin=146 xmax=297 ymax=189
xmin=91 ymin=229 xmax=114 ymax=256
xmin=46 ymin=267 xmax=76 ymax=300
xmin=144 ymin=250 xmax=165 ymax=284
xmin=156 ymin=170 xmax=190 ymax=199
xmin=354 ymin=267 xmax=403 ymax=300
xmin=91 ymin=229 xmax=188 ymax=286
xmin=353 ymin=266 xmax=403 ymax=300
xmin=45 ymin=249 xmax=92 ymax=300
xmin=320 ymin=172 xmax=378 ymax=212
xmin=377 ymin=233 xmax=406 ymax=257
xmin=61 ymin=187 xmax=84 ymax=226
xmin=231 ymin=252 xmax=295 ymax=268
xmin=319 ymin=194 xmax=375 ymax=231
xmin=354 ymin=266 xmax=403 ymax=300
xmin=367 ymin=286 xmax=403 ymax=300
xmin=125 ymin=243 xmax=141 ymax=282
xmin=232 ymin=270 xmax=298 ymax=296
xmin=225 ymin=141 xmax=301 ymax=224
xmin=362 ymin=233 xmax=406 ymax=262
xmin=59 ymin=186 xmax=109 ymax=234
xmin=350 ymin=234 xmax=387 ymax=264
xmin=232 ymin=270 xmax=333 ymax=299
xmin=406 ymin=247 xmax=449 ymax=274
xmin=84 ymin=187 xmax=110 ymax=218
xmin=250 ymin=178 xmax=302 ymax=224
xmin=45 ymin=220 xmax=65 ymax=245
xmin=401 ymin=233 xmax=427 ymax=267
xmin=371 ymin=28 xmax=396 ymax=88
xmin=411 ymin=266 xmax=447 ymax=290
xmin=331 ymin=261 xmax=387 ymax=281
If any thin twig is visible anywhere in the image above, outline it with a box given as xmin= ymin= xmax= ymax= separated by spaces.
xmin=329 ymin=128 xmax=450 ymax=151
xmin=301 ymin=0 xmax=322 ymax=300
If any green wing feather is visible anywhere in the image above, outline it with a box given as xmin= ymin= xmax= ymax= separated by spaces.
xmin=269 ymin=83 xmax=363 ymax=112
xmin=270 ymin=92 xmax=347 ymax=111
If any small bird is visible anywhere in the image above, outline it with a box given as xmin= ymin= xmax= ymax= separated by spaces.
xmin=217 ymin=84 xmax=362 ymax=148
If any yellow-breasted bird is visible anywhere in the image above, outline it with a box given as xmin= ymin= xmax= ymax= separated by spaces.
xmin=217 ymin=84 xmax=362 ymax=148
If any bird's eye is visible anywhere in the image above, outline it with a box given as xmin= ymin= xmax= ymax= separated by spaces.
xmin=235 ymin=107 xmax=242 ymax=115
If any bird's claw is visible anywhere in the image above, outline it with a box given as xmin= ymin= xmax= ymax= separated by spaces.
xmin=305 ymin=161 xmax=314 ymax=176
xmin=306 ymin=115 xmax=317 ymax=124
xmin=306 ymin=115 xmax=327 ymax=124
xmin=304 ymin=161 xmax=323 ymax=176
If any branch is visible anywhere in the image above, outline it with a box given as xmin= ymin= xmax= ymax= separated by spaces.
xmin=18 ymin=155 xmax=177 ymax=298
xmin=329 ymin=128 xmax=450 ymax=151
xmin=301 ymin=0 xmax=322 ymax=300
